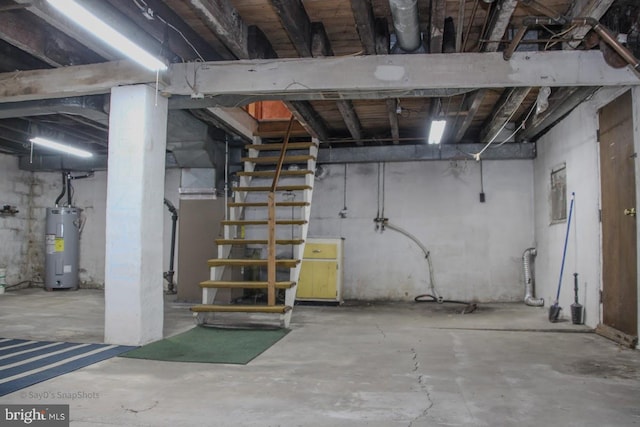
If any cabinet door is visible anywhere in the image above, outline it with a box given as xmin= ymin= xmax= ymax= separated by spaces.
xmin=297 ymin=260 xmax=337 ymax=299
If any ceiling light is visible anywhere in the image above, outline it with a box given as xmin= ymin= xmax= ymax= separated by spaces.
xmin=46 ymin=0 xmax=167 ymax=72
xmin=428 ymin=120 xmax=447 ymax=145
xmin=30 ymin=137 xmax=93 ymax=158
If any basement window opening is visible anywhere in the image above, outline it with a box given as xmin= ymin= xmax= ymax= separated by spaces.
xmin=550 ymin=164 xmax=567 ymax=224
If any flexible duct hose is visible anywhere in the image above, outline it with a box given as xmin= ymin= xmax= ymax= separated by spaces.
xmin=523 ymin=247 xmax=544 ymax=306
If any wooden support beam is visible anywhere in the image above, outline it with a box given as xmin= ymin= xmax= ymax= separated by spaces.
xmin=375 ymin=18 xmax=390 ymax=54
xmin=337 ymin=100 xmax=364 ymax=143
xmin=0 ymin=60 xmax=160 ymax=103
xmin=168 ymin=51 xmax=640 ymax=98
xmin=430 ymin=0 xmax=446 ymax=54
xmin=0 ymin=10 xmax=101 ymax=67
xmin=483 ymin=0 xmax=519 ymax=53
xmin=386 ymin=99 xmax=400 ymax=145
xmin=564 ymin=0 xmax=615 ymax=49
xmin=454 ymin=89 xmax=485 ymax=142
xmin=451 ymin=0 xmax=518 ymax=141
xmin=270 ymin=0 xmax=313 ymax=57
xmin=186 ymin=0 xmax=250 ymax=59
xmin=456 ymin=0 xmax=465 ymax=53
xmin=480 ymin=87 xmax=531 ymax=143
xmin=13 ymin=0 xmax=116 ymax=59
xmin=311 ymin=22 xmax=333 ymax=58
xmin=105 ymin=0 xmax=224 ymax=61
xmin=284 ymin=101 xmax=330 ymax=142
xmin=350 ymin=0 xmax=377 ymax=55
xmin=248 ymin=25 xmax=278 ymax=59
xmin=517 ymin=86 xmax=598 ymax=142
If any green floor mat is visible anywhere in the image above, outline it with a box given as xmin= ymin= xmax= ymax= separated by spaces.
xmin=120 ymin=326 xmax=290 ymax=365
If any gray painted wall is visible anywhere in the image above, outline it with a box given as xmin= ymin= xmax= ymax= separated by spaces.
xmin=533 ymin=87 xmax=636 ymax=328
xmin=308 ymin=160 xmax=535 ymax=302
xmin=0 ymin=155 xmax=180 ymax=289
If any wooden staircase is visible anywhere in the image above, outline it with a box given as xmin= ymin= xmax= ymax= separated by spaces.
xmin=191 ymin=125 xmax=317 ymax=328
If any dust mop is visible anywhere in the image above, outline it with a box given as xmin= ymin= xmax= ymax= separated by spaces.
xmin=549 ymin=192 xmax=575 ymax=322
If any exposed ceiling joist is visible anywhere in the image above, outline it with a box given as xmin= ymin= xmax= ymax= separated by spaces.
xmin=517 ymin=86 xmax=599 ymax=141
xmin=270 ymin=0 xmax=363 ymax=142
xmin=0 ymin=10 xmax=100 ymax=67
xmin=385 ymin=98 xmax=400 ymax=145
xmin=317 ymin=142 xmax=535 ymax=163
xmin=480 ymin=87 xmax=531 ymax=142
xmin=271 ymin=0 xmax=313 ymax=57
xmin=284 ymin=100 xmax=330 ymax=141
xmin=483 ymin=0 xmax=617 ymax=145
xmin=186 ymin=0 xmax=249 ymax=60
xmin=167 ymin=52 xmax=640 ymax=97
xmin=565 ymin=0 xmax=616 ymax=49
xmin=451 ymin=0 xmax=519 ymax=141
xmin=336 ymin=100 xmax=364 ymax=143
xmin=105 ymin=0 xmax=224 ymax=61
xmin=13 ymin=0 xmax=115 ymax=59
xmin=430 ymin=0 xmax=446 ymax=54
xmin=350 ymin=0 xmax=377 ymax=55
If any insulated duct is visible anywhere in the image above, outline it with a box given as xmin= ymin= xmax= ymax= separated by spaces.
xmin=389 ymin=0 xmax=422 ymax=52
xmin=523 ymin=247 xmax=544 ymax=307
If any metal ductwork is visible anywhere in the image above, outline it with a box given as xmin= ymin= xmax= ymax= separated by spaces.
xmin=523 ymin=247 xmax=544 ymax=307
xmin=389 ymin=0 xmax=422 ymax=52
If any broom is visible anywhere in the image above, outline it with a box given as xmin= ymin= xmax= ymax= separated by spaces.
xmin=549 ymin=192 xmax=575 ymax=323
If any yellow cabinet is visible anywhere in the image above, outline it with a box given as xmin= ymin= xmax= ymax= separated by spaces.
xmin=296 ymin=238 xmax=343 ymax=303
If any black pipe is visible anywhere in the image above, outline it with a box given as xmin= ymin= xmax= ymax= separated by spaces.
xmin=66 ymin=172 xmax=72 ymax=207
xmin=163 ymin=198 xmax=178 ymax=294
xmin=55 ymin=172 xmax=66 ymax=206
xmin=414 ymin=294 xmax=478 ymax=314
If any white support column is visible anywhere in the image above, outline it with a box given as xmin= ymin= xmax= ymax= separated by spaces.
xmin=104 ymin=85 xmax=168 ymax=345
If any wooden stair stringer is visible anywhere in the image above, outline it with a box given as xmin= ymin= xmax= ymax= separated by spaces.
xmin=282 ymin=141 xmax=318 ymax=327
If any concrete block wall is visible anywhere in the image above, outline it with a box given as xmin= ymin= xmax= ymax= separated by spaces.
xmin=308 ymin=159 xmax=535 ymax=302
xmin=0 ymin=154 xmax=41 ymax=286
xmin=0 ymin=156 xmax=181 ymax=289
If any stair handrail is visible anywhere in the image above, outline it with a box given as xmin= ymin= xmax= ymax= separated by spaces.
xmin=267 ymin=116 xmax=295 ymax=305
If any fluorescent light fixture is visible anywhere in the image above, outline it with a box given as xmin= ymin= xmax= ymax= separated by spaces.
xmin=428 ymin=120 xmax=447 ymax=144
xmin=30 ymin=137 xmax=93 ymax=158
xmin=46 ymin=0 xmax=167 ymax=72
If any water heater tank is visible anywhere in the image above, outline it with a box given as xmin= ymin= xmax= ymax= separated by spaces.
xmin=45 ymin=207 xmax=81 ymax=290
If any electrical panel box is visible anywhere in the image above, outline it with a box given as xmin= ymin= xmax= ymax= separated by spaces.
xmin=297 ymin=238 xmax=343 ymax=303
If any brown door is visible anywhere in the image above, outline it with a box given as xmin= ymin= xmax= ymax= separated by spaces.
xmin=599 ymin=90 xmax=637 ymax=337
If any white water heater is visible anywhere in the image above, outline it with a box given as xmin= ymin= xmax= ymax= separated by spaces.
xmin=45 ymin=207 xmax=81 ymax=290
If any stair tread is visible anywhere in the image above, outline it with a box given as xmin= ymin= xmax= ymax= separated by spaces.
xmin=222 ymin=219 xmax=306 ymax=226
xmin=208 ymin=259 xmax=300 ymax=267
xmin=200 ymin=280 xmax=296 ymax=289
xmin=191 ymin=304 xmax=292 ymax=314
xmin=241 ymin=155 xmax=315 ymax=164
xmin=246 ymin=142 xmax=316 ymax=151
xmin=237 ymin=170 xmax=313 ymax=177
xmin=227 ymin=201 xmax=310 ymax=207
xmin=234 ymin=185 xmax=312 ymax=192
xmin=216 ymin=239 xmax=304 ymax=245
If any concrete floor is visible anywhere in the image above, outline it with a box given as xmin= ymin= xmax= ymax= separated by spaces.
xmin=1 ymin=288 xmax=639 ymax=427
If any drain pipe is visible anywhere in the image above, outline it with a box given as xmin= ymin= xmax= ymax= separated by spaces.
xmin=163 ymin=198 xmax=178 ymax=295
xmin=389 ymin=0 xmax=422 ymax=52
xmin=523 ymin=247 xmax=544 ymax=306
